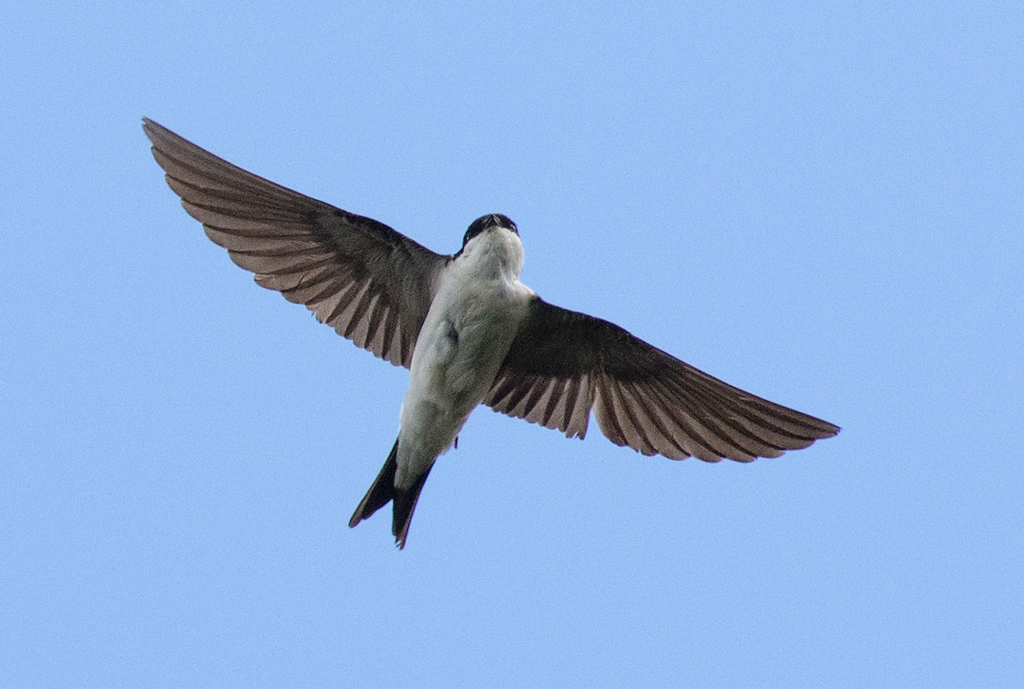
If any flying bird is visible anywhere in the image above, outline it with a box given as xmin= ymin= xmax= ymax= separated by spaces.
xmin=143 ymin=118 xmax=839 ymax=548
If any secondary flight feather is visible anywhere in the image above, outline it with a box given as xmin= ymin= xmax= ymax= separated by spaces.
xmin=144 ymin=118 xmax=839 ymax=548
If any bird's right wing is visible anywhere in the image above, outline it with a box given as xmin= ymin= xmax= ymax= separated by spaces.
xmin=485 ymin=297 xmax=839 ymax=462
xmin=144 ymin=118 xmax=450 ymax=368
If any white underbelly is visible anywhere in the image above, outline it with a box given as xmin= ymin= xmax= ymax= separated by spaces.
xmin=395 ymin=282 xmax=530 ymax=488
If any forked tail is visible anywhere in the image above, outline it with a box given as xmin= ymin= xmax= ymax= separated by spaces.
xmin=348 ymin=439 xmax=433 ymax=549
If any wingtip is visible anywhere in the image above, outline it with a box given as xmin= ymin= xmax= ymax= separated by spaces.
xmin=141 ymin=117 xmax=171 ymax=148
xmin=815 ymin=419 xmax=842 ymax=440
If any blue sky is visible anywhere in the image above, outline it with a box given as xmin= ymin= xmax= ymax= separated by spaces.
xmin=3 ymin=1 xmax=1022 ymax=687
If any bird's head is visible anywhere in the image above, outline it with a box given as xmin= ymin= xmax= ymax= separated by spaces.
xmin=461 ymin=214 xmax=518 ymax=251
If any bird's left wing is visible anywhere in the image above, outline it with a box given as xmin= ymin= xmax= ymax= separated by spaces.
xmin=485 ymin=297 xmax=839 ymax=462
xmin=144 ymin=118 xmax=450 ymax=367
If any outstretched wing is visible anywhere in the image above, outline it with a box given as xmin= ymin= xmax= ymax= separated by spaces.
xmin=485 ymin=297 xmax=839 ymax=462
xmin=144 ymin=118 xmax=450 ymax=367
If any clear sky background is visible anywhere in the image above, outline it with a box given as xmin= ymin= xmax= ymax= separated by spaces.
xmin=2 ymin=2 xmax=1022 ymax=687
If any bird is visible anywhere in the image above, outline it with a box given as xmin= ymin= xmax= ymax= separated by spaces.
xmin=143 ymin=118 xmax=839 ymax=548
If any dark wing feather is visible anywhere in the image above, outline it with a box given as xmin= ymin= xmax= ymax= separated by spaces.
xmin=143 ymin=118 xmax=450 ymax=367
xmin=485 ymin=297 xmax=839 ymax=462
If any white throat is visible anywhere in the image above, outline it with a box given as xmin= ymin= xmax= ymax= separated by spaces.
xmin=457 ymin=227 xmax=525 ymax=282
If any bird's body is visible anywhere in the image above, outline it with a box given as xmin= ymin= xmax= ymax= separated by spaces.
xmin=398 ymin=223 xmax=533 ymax=488
xmin=144 ymin=118 xmax=840 ymax=548
xmin=349 ymin=222 xmax=536 ymax=542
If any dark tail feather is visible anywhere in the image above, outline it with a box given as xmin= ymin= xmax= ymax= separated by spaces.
xmin=349 ymin=439 xmax=399 ymax=529
xmin=392 ymin=463 xmax=433 ymax=549
xmin=348 ymin=439 xmax=434 ymax=549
